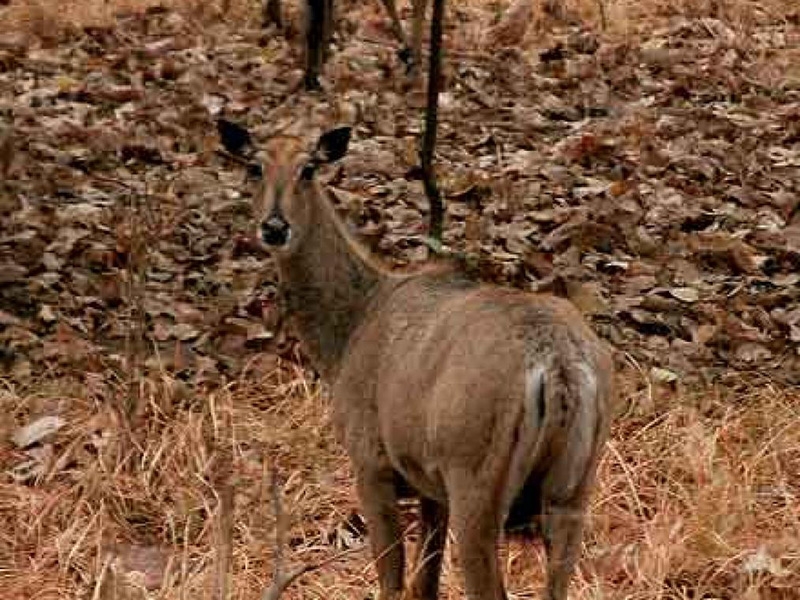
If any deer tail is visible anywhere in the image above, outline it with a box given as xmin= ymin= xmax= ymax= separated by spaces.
xmin=501 ymin=357 xmax=600 ymax=529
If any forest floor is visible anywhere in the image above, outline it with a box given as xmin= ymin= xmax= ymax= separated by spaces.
xmin=0 ymin=0 xmax=799 ymax=598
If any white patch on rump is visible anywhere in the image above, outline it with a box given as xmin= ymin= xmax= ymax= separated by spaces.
xmin=524 ymin=364 xmax=546 ymax=430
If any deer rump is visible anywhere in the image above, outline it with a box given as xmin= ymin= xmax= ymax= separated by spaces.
xmin=330 ymin=268 xmax=607 ymax=535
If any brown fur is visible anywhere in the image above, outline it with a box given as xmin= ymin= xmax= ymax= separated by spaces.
xmin=256 ymin=132 xmax=614 ymax=600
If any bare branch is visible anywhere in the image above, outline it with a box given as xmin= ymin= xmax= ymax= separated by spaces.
xmin=0 ymin=126 xmax=14 ymax=182
xmin=263 ymin=0 xmax=283 ymax=29
xmin=262 ymin=563 xmax=314 ymax=600
xmin=595 ymin=0 xmax=608 ymax=31
xmin=214 ymin=414 xmax=234 ymax=600
xmin=262 ymin=461 xmax=363 ymax=600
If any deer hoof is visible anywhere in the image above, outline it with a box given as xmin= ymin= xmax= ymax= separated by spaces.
xmin=397 ymin=47 xmax=415 ymax=70
xmin=303 ymin=73 xmax=322 ymax=92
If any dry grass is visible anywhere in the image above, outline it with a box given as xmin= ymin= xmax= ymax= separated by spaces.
xmin=1 ymin=364 xmax=798 ymax=599
xmin=1 ymin=0 xmax=796 ymax=46
xmin=0 ymin=0 xmax=261 ymax=44
xmin=1 ymin=0 xmax=799 ymax=598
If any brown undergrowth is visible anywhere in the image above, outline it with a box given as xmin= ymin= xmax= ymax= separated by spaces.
xmin=1 ymin=366 xmax=798 ymax=599
xmin=1 ymin=0 xmax=799 ymax=598
xmin=0 ymin=0 xmax=261 ymax=45
xmin=1 ymin=0 xmax=795 ymax=46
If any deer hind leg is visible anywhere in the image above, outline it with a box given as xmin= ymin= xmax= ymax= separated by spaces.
xmin=355 ymin=468 xmax=405 ymax=600
xmin=541 ymin=501 xmax=585 ymax=600
xmin=322 ymin=0 xmax=335 ymax=62
xmin=263 ymin=0 xmax=282 ymax=29
xmin=447 ymin=474 xmax=506 ymax=600
xmin=409 ymin=497 xmax=448 ymax=600
xmin=304 ymin=0 xmax=333 ymax=89
xmin=377 ymin=0 xmax=411 ymax=61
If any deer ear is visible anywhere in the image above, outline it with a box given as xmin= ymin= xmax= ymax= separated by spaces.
xmin=301 ymin=127 xmax=352 ymax=179
xmin=315 ymin=126 xmax=351 ymax=163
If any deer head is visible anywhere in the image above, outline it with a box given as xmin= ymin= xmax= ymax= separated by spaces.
xmin=252 ymin=126 xmax=381 ymax=378
xmin=257 ymin=126 xmax=352 ymax=252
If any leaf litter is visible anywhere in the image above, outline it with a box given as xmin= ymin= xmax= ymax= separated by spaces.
xmin=0 ymin=1 xmax=798 ymax=598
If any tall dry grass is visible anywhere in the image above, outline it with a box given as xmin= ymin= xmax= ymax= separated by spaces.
xmin=1 ymin=0 xmax=798 ymax=598
xmin=2 ymin=366 xmax=798 ymax=599
xmin=0 ymin=0 xmax=261 ymax=44
xmin=1 ymin=0 xmax=796 ymax=46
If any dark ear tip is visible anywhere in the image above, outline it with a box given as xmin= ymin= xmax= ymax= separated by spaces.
xmin=327 ymin=125 xmax=352 ymax=140
xmin=317 ymin=126 xmax=352 ymax=162
xmin=303 ymin=126 xmax=352 ymax=177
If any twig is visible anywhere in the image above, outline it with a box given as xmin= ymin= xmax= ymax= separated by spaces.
xmin=261 ymin=462 xmax=363 ymax=600
xmin=0 ymin=126 xmax=14 ymax=182
xmin=215 ymin=149 xmax=255 ymax=168
xmin=263 ymin=563 xmax=314 ymax=600
xmin=262 ymin=546 xmax=364 ymax=600
xmin=262 ymin=0 xmax=283 ymax=29
xmin=595 ymin=0 xmax=608 ymax=31
xmin=214 ymin=412 xmax=234 ymax=600
xmin=89 ymin=172 xmax=136 ymax=191
xmin=262 ymin=462 xmax=307 ymax=600
xmin=123 ymin=182 xmax=148 ymax=419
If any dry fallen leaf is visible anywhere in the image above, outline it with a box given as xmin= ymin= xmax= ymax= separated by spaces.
xmin=669 ymin=287 xmax=700 ymax=303
xmin=12 ymin=416 xmax=65 ymax=449
xmin=651 ymin=366 xmax=679 ymax=384
xmin=483 ymin=0 xmax=533 ymax=49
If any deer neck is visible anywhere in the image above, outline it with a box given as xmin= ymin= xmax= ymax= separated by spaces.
xmin=277 ymin=185 xmax=385 ymax=378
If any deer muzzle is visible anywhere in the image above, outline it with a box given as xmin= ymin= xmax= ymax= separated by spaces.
xmin=261 ymin=214 xmax=291 ymax=246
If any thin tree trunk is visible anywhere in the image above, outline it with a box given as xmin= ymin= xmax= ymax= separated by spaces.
xmin=263 ymin=0 xmax=282 ymax=29
xmin=420 ymin=0 xmax=445 ymax=246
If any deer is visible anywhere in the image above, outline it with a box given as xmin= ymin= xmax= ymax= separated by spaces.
xmin=254 ymin=126 xmax=614 ymax=600
xmin=287 ymin=0 xmax=432 ymax=90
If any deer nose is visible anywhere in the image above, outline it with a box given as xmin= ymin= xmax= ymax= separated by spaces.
xmin=261 ymin=215 xmax=291 ymax=246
